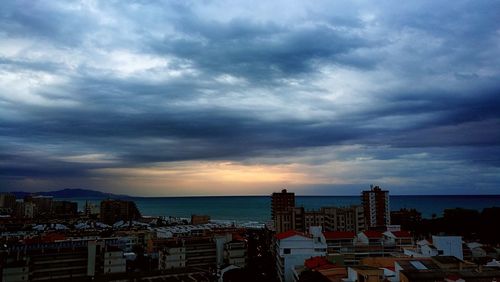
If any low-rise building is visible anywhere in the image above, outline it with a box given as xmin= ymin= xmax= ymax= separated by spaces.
xmin=292 ymin=256 xmax=347 ymax=282
xmin=357 ymin=230 xmax=384 ymax=245
xmin=404 ymin=235 xmax=464 ymax=259
xmin=275 ymin=227 xmax=327 ymax=282
xmin=345 ymin=265 xmax=384 ymax=282
xmin=191 ymin=214 xmax=210 ymax=225
xmin=323 ymin=231 xmax=356 ymax=253
xmin=383 ymin=230 xmax=413 ymax=250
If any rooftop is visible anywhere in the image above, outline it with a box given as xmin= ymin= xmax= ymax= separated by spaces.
xmin=323 ymin=231 xmax=356 ymax=240
xmin=432 ymin=256 xmax=464 ymax=264
xmin=305 ymin=256 xmax=338 ymax=270
xmin=275 ymin=230 xmax=308 ymax=240
xmin=391 ymin=230 xmax=412 ymax=238
xmin=362 ymin=230 xmax=383 ymax=238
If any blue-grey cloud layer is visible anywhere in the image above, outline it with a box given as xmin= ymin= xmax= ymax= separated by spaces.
xmin=1 ymin=0 xmax=499 ymax=194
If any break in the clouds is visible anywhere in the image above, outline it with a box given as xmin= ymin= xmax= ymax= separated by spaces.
xmin=1 ymin=0 xmax=499 ymax=195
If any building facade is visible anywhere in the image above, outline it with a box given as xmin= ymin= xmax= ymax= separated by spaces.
xmin=275 ymin=227 xmax=327 ymax=282
xmin=271 ymin=189 xmax=295 ymax=221
xmin=322 ymin=206 xmax=365 ymax=233
xmin=0 ymin=193 xmax=16 ymax=210
xmin=100 ymin=199 xmax=141 ymax=225
xmin=362 ymin=185 xmax=390 ymax=228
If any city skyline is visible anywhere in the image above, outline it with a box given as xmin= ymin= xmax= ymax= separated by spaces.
xmin=1 ymin=0 xmax=499 ymax=196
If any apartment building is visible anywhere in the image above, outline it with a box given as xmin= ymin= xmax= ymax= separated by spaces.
xmin=0 ymin=193 xmax=16 ymax=210
xmin=103 ymin=247 xmax=127 ymax=274
xmin=322 ymin=206 xmax=365 ymax=233
xmin=271 ymin=189 xmax=295 ymax=221
xmin=157 ymin=233 xmax=247 ymax=271
xmin=275 ymin=207 xmax=305 ymax=234
xmin=100 ymin=199 xmax=141 ymax=225
xmin=362 ymin=185 xmax=390 ymax=228
xmin=271 ymin=189 xmax=366 ymax=234
xmin=2 ymin=239 xmax=126 ymax=281
xmin=158 ymin=242 xmax=187 ymax=270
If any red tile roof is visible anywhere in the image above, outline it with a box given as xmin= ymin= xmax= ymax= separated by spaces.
xmin=391 ymin=231 xmax=411 ymax=238
xmin=363 ymin=230 xmax=383 ymax=238
xmin=305 ymin=256 xmax=336 ymax=270
xmin=445 ymin=274 xmax=462 ymax=281
xmin=323 ymin=231 xmax=356 ymax=239
xmin=275 ymin=230 xmax=308 ymax=240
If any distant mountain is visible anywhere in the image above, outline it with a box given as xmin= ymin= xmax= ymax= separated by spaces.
xmin=10 ymin=188 xmax=132 ymax=199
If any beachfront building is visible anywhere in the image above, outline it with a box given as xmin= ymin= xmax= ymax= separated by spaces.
xmin=271 ymin=189 xmax=366 ymax=234
xmin=0 ymin=193 xmax=16 ymax=210
xmin=272 ymin=189 xmax=298 ymax=234
xmin=191 ymin=214 xmax=210 ymax=225
xmin=271 ymin=189 xmax=295 ymax=221
xmin=275 ymin=227 xmax=327 ymax=282
xmin=100 ymin=199 xmax=141 ymax=225
xmin=362 ymin=185 xmax=390 ymax=228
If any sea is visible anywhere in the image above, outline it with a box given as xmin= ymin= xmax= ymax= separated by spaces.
xmin=65 ymin=195 xmax=500 ymax=224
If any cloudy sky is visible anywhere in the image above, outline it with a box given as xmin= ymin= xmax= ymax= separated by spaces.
xmin=1 ymin=0 xmax=499 ymax=196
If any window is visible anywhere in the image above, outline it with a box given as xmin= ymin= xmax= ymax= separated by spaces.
xmin=284 ymin=248 xmax=291 ymax=254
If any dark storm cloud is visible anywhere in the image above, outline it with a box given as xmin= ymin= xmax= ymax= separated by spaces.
xmin=154 ymin=21 xmax=370 ymax=80
xmin=0 ymin=0 xmax=499 ymax=193
xmin=0 ymin=1 xmax=95 ymax=46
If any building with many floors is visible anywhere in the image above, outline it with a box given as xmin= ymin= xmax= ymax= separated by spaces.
xmin=0 ymin=193 xmax=16 ymax=210
xmin=2 ymin=238 xmax=126 ymax=281
xmin=157 ymin=232 xmax=246 ymax=272
xmin=362 ymin=185 xmax=390 ymax=228
xmin=271 ymin=189 xmax=295 ymax=221
xmin=322 ymin=206 xmax=365 ymax=233
xmin=272 ymin=189 xmax=366 ymax=234
xmin=100 ymin=199 xmax=141 ymax=225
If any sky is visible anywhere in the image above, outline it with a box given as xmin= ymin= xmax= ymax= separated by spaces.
xmin=1 ymin=0 xmax=499 ymax=196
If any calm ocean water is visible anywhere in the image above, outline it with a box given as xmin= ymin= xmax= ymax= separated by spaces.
xmin=67 ymin=195 xmax=500 ymax=223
